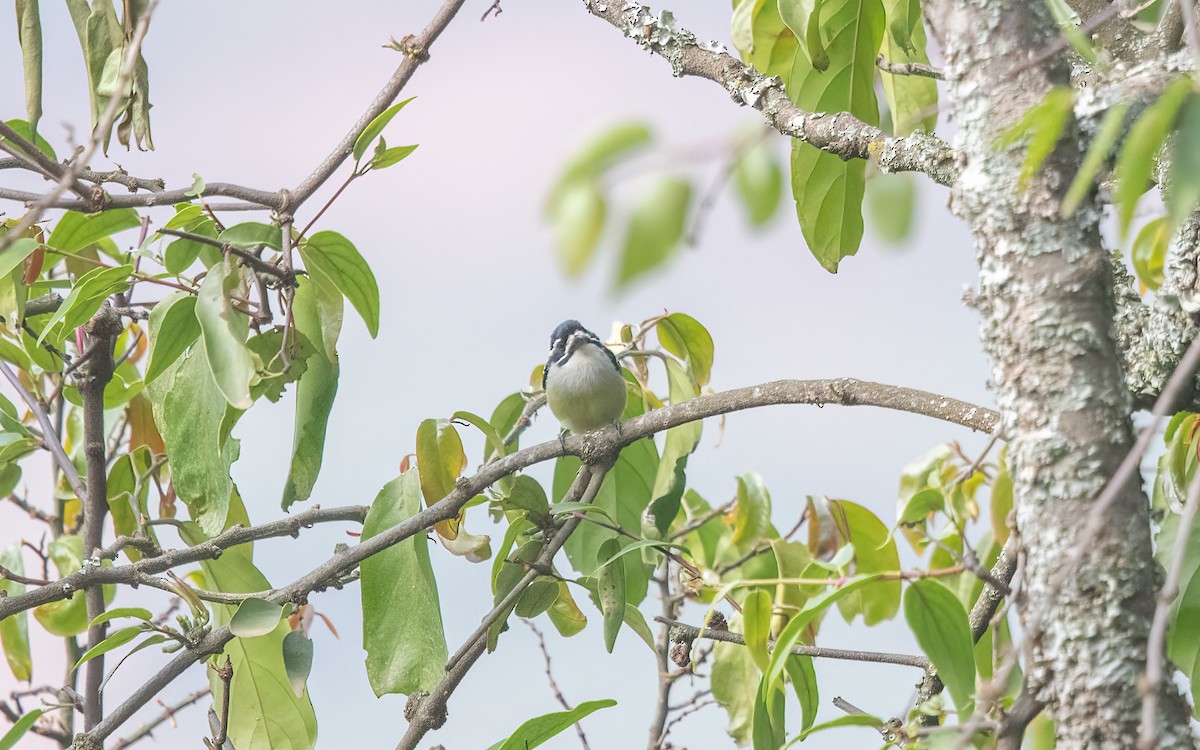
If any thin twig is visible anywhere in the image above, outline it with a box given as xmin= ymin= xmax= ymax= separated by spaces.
xmin=0 ymin=360 xmax=85 ymax=501
xmin=522 ymin=620 xmax=591 ymax=750
xmin=876 ymin=54 xmax=945 ymax=80
xmin=108 ymin=689 xmax=209 ymax=750
xmin=1138 ymin=471 xmax=1200 ymax=749
xmin=205 ymin=657 xmax=232 ymax=750
xmin=656 ymin=617 xmax=931 ymax=669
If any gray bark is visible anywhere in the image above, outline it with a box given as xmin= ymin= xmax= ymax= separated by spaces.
xmin=930 ymin=0 xmax=1194 ymax=745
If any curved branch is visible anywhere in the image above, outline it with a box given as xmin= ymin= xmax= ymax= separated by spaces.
xmin=583 ymin=2 xmax=958 ymax=186
xmin=0 ymin=379 xmax=995 ymax=622
xmin=63 ymin=378 xmax=995 ymax=744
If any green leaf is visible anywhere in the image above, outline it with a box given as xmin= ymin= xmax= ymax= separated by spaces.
xmin=788 ymin=0 xmax=885 ymax=271
xmin=551 ymin=181 xmax=607 ymax=276
xmin=369 ymin=144 xmax=418 ymax=170
xmin=898 ymin=487 xmax=944 ymax=525
xmin=879 ymin=0 xmax=938 ymax=134
xmin=147 ymin=344 xmax=238 ymax=536
xmin=229 ymin=598 xmax=285 ymax=638
xmin=361 ymin=471 xmax=448 ymax=695
xmin=743 ymin=590 xmax=772 ymax=672
xmin=34 ymin=535 xmax=114 ymax=636
xmin=1132 ymin=216 xmax=1171 ymax=291
xmin=1170 ymin=93 xmax=1200 ymax=224
xmin=144 ymin=292 xmax=199 ymax=385
xmin=617 ymin=177 xmax=691 ymax=287
xmin=1116 ymin=77 xmax=1193 ymax=239
xmin=450 ymin=410 xmax=506 ymax=461
xmin=591 ymin=539 xmax=692 ymax=573
xmin=489 ymin=699 xmax=617 ymax=750
xmin=904 ymin=579 xmax=976 ymax=716
xmin=648 ymin=361 xmax=701 ymax=533
xmin=89 ymin=607 xmax=153 ymax=628
xmin=1044 ymin=0 xmax=1098 ymax=64
xmin=712 ymin=613 xmax=758 ymax=744
xmin=732 ymin=473 xmax=772 ymax=549
xmin=2 ymin=118 xmax=54 ymax=160
xmin=784 ymin=656 xmax=819 ymax=731
xmin=195 ymin=260 xmax=256 ymax=409
xmin=180 ymin=524 xmax=317 ymax=750
xmin=548 ymin=122 xmax=652 ymax=210
xmin=14 ymin=0 xmax=41 ymax=143
xmin=218 ymin=222 xmax=281 ymax=252
xmin=0 ymin=544 xmax=31 ymax=681
xmin=1061 ymin=103 xmax=1129 ymax=217
xmin=996 ymin=87 xmax=1074 ymax=190
xmin=620 ymin=601 xmax=657 ymax=652
xmin=416 ymin=418 xmax=465 ymax=503
xmin=865 ymin=172 xmax=916 ymax=244
xmin=281 ymin=277 xmax=340 ymax=510
xmin=282 ymin=630 xmax=314 ymax=697
xmin=515 ymin=577 xmax=559 ymax=618
xmin=353 ymin=97 xmax=416 ymax=163
xmin=0 ymin=238 xmax=39 ymax=281
xmin=789 ymin=713 xmax=885 ymax=743
xmin=547 ymin=582 xmax=587 ymax=637
xmin=763 ymin=574 xmax=882 ymax=689
xmin=597 ymin=538 xmax=626 ymax=652
xmin=37 ymin=264 xmax=132 ymax=346
xmin=557 ymin=431 xmax=658 ymax=606
xmin=0 ymin=708 xmax=44 ymax=750
xmin=72 ymin=625 xmax=142 ymax=670
xmin=46 ymin=209 xmax=139 ymax=254
xmin=733 ymin=139 xmax=783 ymax=226
xmin=548 ymin=502 xmax=613 ymax=522
xmin=828 ymin=500 xmax=901 ymax=624
xmin=658 ymin=312 xmax=715 ymax=388
xmin=298 ymin=231 xmax=380 ymax=338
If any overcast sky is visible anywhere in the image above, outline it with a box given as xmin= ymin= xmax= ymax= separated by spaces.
xmin=0 ymin=2 xmax=996 ymax=748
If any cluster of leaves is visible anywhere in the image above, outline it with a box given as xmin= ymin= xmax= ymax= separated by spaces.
xmin=733 ymin=0 xmax=936 ymax=271
xmin=545 ymin=122 xmax=785 ymax=289
xmin=0 ymin=100 xmax=419 ymax=748
xmin=700 ymin=442 xmax=1022 ymax=747
xmin=15 ymin=0 xmax=154 ymax=152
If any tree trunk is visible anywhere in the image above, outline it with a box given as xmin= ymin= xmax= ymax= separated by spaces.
xmin=930 ymin=0 xmax=1193 ymax=745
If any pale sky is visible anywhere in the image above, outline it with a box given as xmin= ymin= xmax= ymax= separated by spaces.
xmin=0 ymin=2 xmax=994 ymax=748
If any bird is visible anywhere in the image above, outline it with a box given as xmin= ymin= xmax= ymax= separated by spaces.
xmin=543 ymin=320 xmax=627 ymax=437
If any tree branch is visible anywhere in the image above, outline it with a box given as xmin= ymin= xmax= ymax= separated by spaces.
xmin=0 ymin=504 xmax=368 ymax=619
xmin=81 ymin=306 xmax=122 ymax=730
xmin=656 ymin=617 xmax=931 ymax=669
xmin=583 ymin=1 xmax=958 ymax=186
xmin=0 ymin=378 xmax=995 ymax=623
xmin=0 ymin=360 xmax=86 ymax=502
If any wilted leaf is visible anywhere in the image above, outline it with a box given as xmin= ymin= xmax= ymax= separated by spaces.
xmin=229 ymin=598 xmax=285 ymax=638
xmin=282 ymin=630 xmax=314 ymax=697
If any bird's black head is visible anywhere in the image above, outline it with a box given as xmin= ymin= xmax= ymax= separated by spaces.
xmin=549 ymin=320 xmax=587 ymax=349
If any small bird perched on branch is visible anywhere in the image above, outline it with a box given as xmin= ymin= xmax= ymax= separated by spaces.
xmin=543 ymin=320 xmax=626 ymax=437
